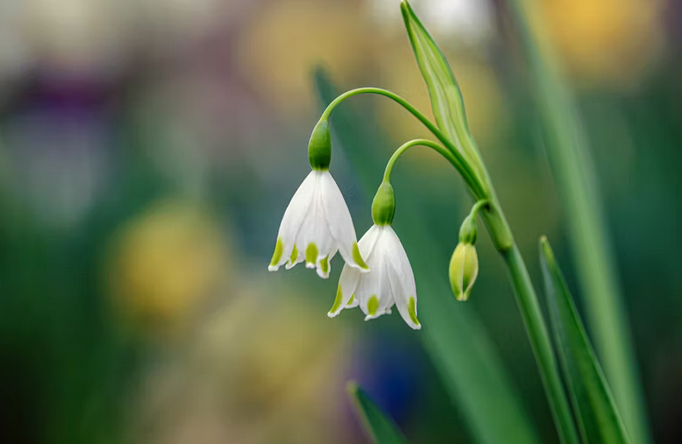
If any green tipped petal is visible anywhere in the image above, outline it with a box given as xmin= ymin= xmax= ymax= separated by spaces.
xmin=347 ymin=294 xmax=356 ymax=306
xmin=329 ymin=286 xmax=344 ymax=315
xmin=306 ymin=243 xmax=319 ymax=264
xmin=408 ymin=296 xmax=420 ymax=326
xmin=368 ymin=295 xmax=379 ymax=316
xmin=270 ymin=237 xmax=284 ymax=267
xmin=352 ymin=242 xmax=369 ymax=269
xmin=320 ymin=256 xmax=329 ymax=274
xmin=289 ymin=244 xmax=298 ymax=264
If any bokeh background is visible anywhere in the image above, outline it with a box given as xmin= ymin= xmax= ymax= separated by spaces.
xmin=0 ymin=0 xmax=680 ymax=443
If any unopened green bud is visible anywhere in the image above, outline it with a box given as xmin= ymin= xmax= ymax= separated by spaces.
xmin=371 ymin=181 xmax=396 ymax=226
xmin=308 ymin=119 xmax=331 ymax=170
xmin=449 ymin=242 xmax=479 ymax=301
xmin=459 ymin=213 xmax=477 ymax=244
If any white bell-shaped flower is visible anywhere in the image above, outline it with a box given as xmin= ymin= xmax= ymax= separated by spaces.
xmin=328 ymin=224 xmax=421 ymax=330
xmin=269 ymin=170 xmax=369 ymax=278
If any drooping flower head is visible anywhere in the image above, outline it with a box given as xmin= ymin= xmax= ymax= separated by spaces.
xmin=328 ymin=181 xmax=421 ymax=330
xmin=269 ymin=120 xmax=369 ymax=278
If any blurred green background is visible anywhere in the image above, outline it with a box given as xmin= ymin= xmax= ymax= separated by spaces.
xmin=0 ymin=0 xmax=680 ymax=443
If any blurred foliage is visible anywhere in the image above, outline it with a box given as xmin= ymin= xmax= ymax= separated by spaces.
xmin=0 ymin=0 xmax=680 ymax=443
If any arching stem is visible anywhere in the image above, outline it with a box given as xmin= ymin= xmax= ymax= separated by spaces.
xmin=382 ymin=139 xmax=461 ymax=183
xmin=321 ymin=88 xmax=485 ymax=198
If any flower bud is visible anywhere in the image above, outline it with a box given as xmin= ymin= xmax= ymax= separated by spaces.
xmin=308 ymin=119 xmax=332 ymax=170
xmin=449 ymin=242 xmax=479 ymax=301
xmin=371 ymin=181 xmax=396 ymax=226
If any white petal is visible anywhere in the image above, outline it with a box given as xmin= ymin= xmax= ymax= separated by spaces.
xmin=384 ymin=227 xmax=420 ymax=330
xmin=354 ymin=228 xmax=393 ymax=320
xmin=293 ymin=179 xmax=337 ymax=278
xmin=319 ymin=171 xmax=368 ymax=271
xmin=328 ymin=261 xmax=361 ymax=317
xmin=269 ymin=171 xmax=317 ymax=270
xmin=315 ymin=248 xmax=336 ymax=279
xmin=328 ymin=225 xmax=385 ymax=318
xmin=357 ymin=225 xmax=383 ymax=260
xmin=364 ymin=258 xmax=395 ymax=321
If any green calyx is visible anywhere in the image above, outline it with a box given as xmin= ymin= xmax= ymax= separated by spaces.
xmin=308 ymin=119 xmax=332 ymax=170
xmin=371 ymin=181 xmax=396 ymax=226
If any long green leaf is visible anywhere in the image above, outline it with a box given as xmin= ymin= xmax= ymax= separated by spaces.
xmin=504 ymin=2 xmax=650 ymax=442
xmin=540 ymin=237 xmax=631 ymax=444
xmin=347 ymin=382 xmax=410 ymax=444
xmin=314 ymin=68 xmax=540 ymax=444
xmin=399 ymin=0 xmax=480 ymax=168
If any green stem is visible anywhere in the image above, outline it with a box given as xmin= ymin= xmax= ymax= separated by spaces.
xmin=469 ymin=199 xmax=489 ymax=218
xmin=503 ymin=246 xmax=581 ymax=444
xmin=382 ymin=139 xmax=460 ymax=183
xmin=320 ymin=87 xmax=484 ymax=197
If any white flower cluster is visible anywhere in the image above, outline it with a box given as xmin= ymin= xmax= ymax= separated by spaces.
xmin=269 ymin=169 xmax=420 ymax=330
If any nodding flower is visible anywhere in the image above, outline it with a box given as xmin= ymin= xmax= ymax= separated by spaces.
xmin=269 ymin=119 xmax=369 ymax=279
xmin=328 ymin=182 xmax=420 ymax=330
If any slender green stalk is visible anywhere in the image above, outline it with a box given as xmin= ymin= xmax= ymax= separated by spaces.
xmin=320 ymin=88 xmax=484 ymax=197
xmin=319 ymin=87 xmax=514 ymax=251
xmin=503 ymin=1 xmax=650 ymax=442
xmin=382 ymin=139 xmax=458 ymax=182
xmin=503 ymin=246 xmax=580 ymax=444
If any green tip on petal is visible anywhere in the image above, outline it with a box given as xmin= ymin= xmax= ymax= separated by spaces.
xmin=320 ymin=256 xmax=329 ymax=274
xmin=347 ymin=294 xmax=356 ymax=306
xmin=329 ymin=285 xmax=344 ymax=316
xmin=408 ymin=296 xmax=420 ymax=326
xmin=306 ymin=243 xmax=319 ymax=265
xmin=352 ymin=242 xmax=369 ymax=269
xmin=270 ymin=237 xmax=283 ymax=266
xmin=368 ymin=295 xmax=379 ymax=316
xmin=289 ymin=244 xmax=298 ymax=264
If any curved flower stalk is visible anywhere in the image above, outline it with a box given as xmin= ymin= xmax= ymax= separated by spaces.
xmin=269 ymin=120 xmax=368 ymax=278
xmin=329 ymin=182 xmax=421 ymax=330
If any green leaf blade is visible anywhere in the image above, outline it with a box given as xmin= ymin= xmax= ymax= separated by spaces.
xmin=347 ymin=382 xmax=410 ymax=444
xmin=540 ymin=237 xmax=631 ymax=444
xmin=399 ymin=0 xmax=477 ymax=165
xmin=505 ymin=1 xmax=651 ymax=442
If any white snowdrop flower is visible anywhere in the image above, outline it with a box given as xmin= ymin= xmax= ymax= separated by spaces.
xmin=268 ymin=171 xmax=368 ymax=278
xmin=328 ymin=182 xmax=420 ymax=330
xmin=269 ymin=119 xmax=369 ymax=278
xmin=329 ymin=224 xmax=420 ymax=330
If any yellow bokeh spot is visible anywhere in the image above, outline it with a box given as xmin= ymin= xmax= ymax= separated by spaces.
xmin=107 ymin=200 xmax=227 ymax=333
xmin=237 ymin=0 xmax=368 ymax=116
xmin=540 ymin=0 xmax=663 ymax=87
